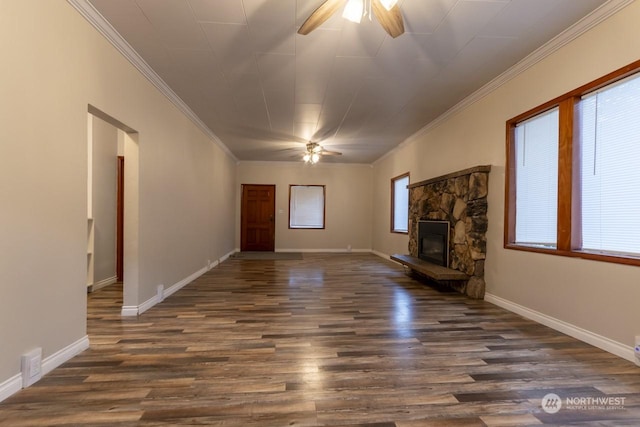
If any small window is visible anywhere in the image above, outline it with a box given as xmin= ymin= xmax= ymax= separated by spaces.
xmin=391 ymin=173 xmax=409 ymax=233
xmin=514 ymin=108 xmax=559 ymax=248
xmin=289 ymin=185 xmax=325 ymax=229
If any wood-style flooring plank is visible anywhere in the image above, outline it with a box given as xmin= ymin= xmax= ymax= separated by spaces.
xmin=0 ymin=253 xmax=639 ymax=426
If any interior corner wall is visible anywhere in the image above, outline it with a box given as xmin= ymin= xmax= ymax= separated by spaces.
xmin=371 ymin=152 xmax=418 ymax=257
xmin=372 ymin=2 xmax=640 ymax=353
xmin=237 ymin=162 xmax=373 ymax=252
xmin=0 ymin=0 xmax=236 ymax=388
xmin=91 ymin=116 xmax=118 ymax=285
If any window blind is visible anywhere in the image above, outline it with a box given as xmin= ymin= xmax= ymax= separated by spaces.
xmin=580 ymin=73 xmax=640 ymax=255
xmin=393 ymin=175 xmax=409 ymax=232
xmin=514 ymin=107 xmax=559 ymax=247
xmin=290 ymin=185 xmax=324 ymax=228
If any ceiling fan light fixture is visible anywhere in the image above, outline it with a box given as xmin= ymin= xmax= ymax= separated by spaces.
xmin=301 ymin=142 xmax=340 ymax=164
xmin=303 ymin=150 xmax=321 ymax=164
xmin=342 ymin=0 xmax=364 ymax=23
xmin=298 ymin=0 xmax=404 ymax=38
xmin=379 ymin=0 xmax=398 ymax=11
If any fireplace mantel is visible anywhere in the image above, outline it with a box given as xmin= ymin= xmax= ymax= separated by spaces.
xmin=408 ymin=165 xmax=491 ymax=189
xmin=407 ymin=165 xmax=491 ymax=299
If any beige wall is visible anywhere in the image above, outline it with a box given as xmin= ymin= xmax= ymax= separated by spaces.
xmin=0 ymin=0 xmax=236 ymax=386
xmin=237 ymin=162 xmax=373 ymax=251
xmin=91 ymin=116 xmax=118 ymax=284
xmin=372 ymin=2 xmax=640 ymax=352
xmin=1 ymin=0 xmax=637 ymax=396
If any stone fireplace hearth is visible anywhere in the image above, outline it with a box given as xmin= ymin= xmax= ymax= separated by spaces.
xmin=408 ymin=165 xmax=490 ymax=299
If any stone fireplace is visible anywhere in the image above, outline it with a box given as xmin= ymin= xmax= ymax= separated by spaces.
xmin=408 ymin=165 xmax=490 ymax=299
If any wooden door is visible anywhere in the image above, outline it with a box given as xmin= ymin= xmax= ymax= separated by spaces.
xmin=241 ymin=184 xmax=276 ymax=252
xmin=116 ymin=156 xmax=124 ymax=282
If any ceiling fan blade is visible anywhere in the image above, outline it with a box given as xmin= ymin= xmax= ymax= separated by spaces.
xmin=321 ymin=149 xmax=342 ymax=156
xmin=372 ymin=0 xmax=404 ymax=38
xmin=298 ymin=0 xmax=346 ymax=35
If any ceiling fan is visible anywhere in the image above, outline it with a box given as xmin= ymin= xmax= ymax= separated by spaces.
xmin=302 ymin=142 xmax=342 ymax=164
xmin=298 ymin=0 xmax=404 ymax=39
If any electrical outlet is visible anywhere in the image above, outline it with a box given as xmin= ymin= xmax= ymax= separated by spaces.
xmin=157 ymin=284 xmax=164 ymax=302
xmin=21 ymin=348 xmax=42 ymax=387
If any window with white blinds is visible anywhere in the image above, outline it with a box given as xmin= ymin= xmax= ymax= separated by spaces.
xmin=514 ymin=108 xmax=559 ymax=248
xmin=580 ymin=73 xmax=640 ymax=256
xmin=505 ymin=59 xmax=640 ymax=265
xmin=391 ymin=174 xmax=409 ymax=233
xmin=289 ymin=185 xmax=325 ymax=229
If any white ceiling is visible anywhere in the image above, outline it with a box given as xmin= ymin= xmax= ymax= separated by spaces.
xmin=88 ymin=0 xmax=607 ymax=163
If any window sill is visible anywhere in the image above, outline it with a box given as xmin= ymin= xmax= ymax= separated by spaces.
xmin=504 ymin=243 xmax=640 ymax=267
xmin=391 ymin=230 xmax=408 ymax=235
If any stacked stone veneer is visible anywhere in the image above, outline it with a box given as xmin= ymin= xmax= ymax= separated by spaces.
xmin=408 ymin=165 xmax=490 ymax=299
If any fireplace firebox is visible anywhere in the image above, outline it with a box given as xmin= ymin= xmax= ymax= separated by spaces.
xmin=418 ymin=220 xmax=449 ymax=267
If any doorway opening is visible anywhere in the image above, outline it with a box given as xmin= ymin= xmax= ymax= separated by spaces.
xmin=86 ymin=105 xmax=139 ymax=317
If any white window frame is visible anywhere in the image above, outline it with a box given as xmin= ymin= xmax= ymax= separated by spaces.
xmin=289 ymin=185 xmax=325 ymax=229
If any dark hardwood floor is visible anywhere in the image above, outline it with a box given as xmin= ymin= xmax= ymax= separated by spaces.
xmin=1 ymin=253 xmax=639 ymax=426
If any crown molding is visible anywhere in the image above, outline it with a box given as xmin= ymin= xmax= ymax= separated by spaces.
xmin=374 ymin=0 xmax=634 ymax=166
xmin=66 ymin=0 xmax=237 ymax=162
xmin=67 ymin=0 xmax=632 ymax=167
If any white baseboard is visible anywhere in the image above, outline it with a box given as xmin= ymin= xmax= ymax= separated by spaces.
xmin=207 ymin=250 xmax=236 ymax=271
xmin=372 ymin=250 xmax=391 ymax=260
xmin=0 ymin=335 xmax=90 ymax=403
xmin=137 ymin=292 xmax=161 ymax=315
xmin=164 ymin=266 xmax=207 ymax=299
xmin=121 ymin=266 xmax=210 ymax=316
xmin=0 ymin=373 xmax=22 ymax=403
xmin=276 ymin=248 xmax=373 ymax=253
xmin=87 ymin=275 xmax=117 ymax=293
xmin=42 ymin=335 xmax=90 ymax=376
xmin=484 ymin=293 xmax=636 ymax=363
xmin=121 ymin=306 xmax=139 ymax=316
xmin=230 ymin=249 xmax=375 ymax=255
xmin=218 ymin=249 xmax=235 ymax=264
